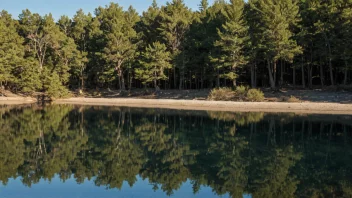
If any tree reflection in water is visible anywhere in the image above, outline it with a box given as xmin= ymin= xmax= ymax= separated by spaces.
xmin=0 ymin=105 xmax=351 ymax=197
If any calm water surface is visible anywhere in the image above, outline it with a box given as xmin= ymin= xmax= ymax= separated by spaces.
xmin=0 ymin=105 xmax=351 ymax=198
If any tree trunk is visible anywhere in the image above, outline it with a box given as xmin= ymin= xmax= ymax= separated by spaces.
xmin=274 ymin=61 xmax=277 ymax=84
xmin=80 ymin=69 xmax=84 ymax=90
xmin=201 ymin=67 xmax=204 ymax=89
xmin=308 ymin=64 xmax=313 ymax=89
xmin=117 ymin=74 xmax=121 ymax=90
xmin=344 ymin=61 xmax=348 ymax=85
xmin=233 ymin=79 xmax=237 ymax=87
xmin=216 ymin=68 xmax=220 ymax=88
xmin=119 ymin=69 xmax=126 ymax=91
xmin=301 ymin=57 xmax=305 ymax=88
xmin=344 ymin=69 xmax=348 ymax=86
xmin=251 ymin=63 xmax=256 ymax=88
xmin=267 ymin=60 xmax=276 ymax=89
xmin=173 ymin=67 xmax=176 ymax=89
xmin=190 ymin=72 xmax=192 ymax=89
xmin=129 ymin=71 xmax=132 ymax=90
xmin=154 ymin=79 xmax=158 ymax=91
xmin=293 ymin=66 xmax=296 ymax=87
xmin=179 ymin=55 xmax=185 ymax=90
xmin=327 ymin=40 xmax=334 ymax=86
xmin=168 ymin=69 xmax=171 ymax=89
xmin=179 ymin=70 xmax=184 ymax=90
xmin=320 ymin=64 xmax=325 ymax=87
xmin=128 ymin=66 xmax=133 ymax=90
xmin=280 ymin=60 xmax=283 ymax=87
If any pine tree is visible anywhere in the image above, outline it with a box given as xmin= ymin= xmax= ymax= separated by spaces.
xmin=253 ymin=0 xmax=302 ymax=89
xmin=71 ymin=9 xmax=91 ymax=90
xmin=0 ymin=11 xmax=24 ymax=90
xmin=58 ymin=15 xmax=72 ymax=36
xmin=138 ymin=0 xmax=161 ymax=49
xmin=206 ymin=0 xmax=228 ymax=87
xmin=19 ymin=10 xmax=47 ymax=71
xmin=17 ymin=58 xmax=41 ymax=93
xmin=98 ymin=3 xmax=139 ymax=90
xmin=214 ymin=0 xmax=249 ymax=87
xmin=159 ymin=0 xmax=192 ymax=89
xmin=338 ymin=0 xmax=352 ymax=85
xmin=135 ymin=42 xmax=172 ymax=90
xmin=19 ymin=11 xmax=78 ymax=97
xmin=313 ymin=0 xmax=338 ymax=86
xmin=246 ymin=1 xmax=266 ymax=88
xmin=199 ymin=0 xmax=209 ymax=12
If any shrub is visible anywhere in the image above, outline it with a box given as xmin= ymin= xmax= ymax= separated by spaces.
xmin=235 ymin=85 xmax=248 ymax=98
xmin=208 ymin=87 xmax=236 ymax=101
xmin=280 ymin=96 xmax=300 ymax=103
xmin=235 ymin=85 xmax=247 ymax=94
xmin=246 ymin=89 xmax=264 ymax=102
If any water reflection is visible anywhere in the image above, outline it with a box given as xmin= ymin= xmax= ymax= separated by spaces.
xmin=0 ymin=105 xmax=351 ymax=197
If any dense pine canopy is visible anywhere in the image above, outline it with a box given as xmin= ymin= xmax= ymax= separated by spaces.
xmin=0 ymin=0 xmax=352 ymax=97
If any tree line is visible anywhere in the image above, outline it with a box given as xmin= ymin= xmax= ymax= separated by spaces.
xmin=0 ymin=0 xmax=352 ymax=97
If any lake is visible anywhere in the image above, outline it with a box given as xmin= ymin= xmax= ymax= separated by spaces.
xmin=0 ymin=105 xmax=351 ymax=198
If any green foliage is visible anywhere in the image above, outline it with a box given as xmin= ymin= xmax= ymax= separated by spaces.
xmin=17 ymin=10 xmax=79 ymax=97
xmin=208 ymin=86 xmax=264 ymax=102
xmin=43 ymin=71 xmax=70 ymax=98
xmin=214 ymin=0 xmax=249 ymax=86
xmin=235 ymin=85 xmax=248 ymax=97
xmin=0 ymin=11 xmax=24 ymax=88
xmin=17 ymin=58 xmax=41 ymax=94
xmin=98 ymin=3 xmax=140 ymax=90
xmin=246 ymin=88 xmax=264 ymax=102
xmin=279 ymin=95 xmax=300 ymax=103
xmin=135 ymin=42 xmax=172 ymax=89
xmin=208 ymin=87 xmax=236 ymax=101
xmin=158 ymin=0 xmax=193 ymax=89
xmin=138 ymin=1 xmax=161 ymax=49
xmin=2 ymin=0 xmax=352 ymax=96
xmin=251 ymin=0 xmax=302 ymax=88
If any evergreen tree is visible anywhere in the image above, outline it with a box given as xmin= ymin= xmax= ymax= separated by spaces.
xmin=0 ymin=11 xmax=24 ymax=90
xmin=98 ymin=3 xmax=139 ymax=90
xmin=338 ymin=0 xmax=352 ymax=85
xmin=138 ymin=0 xmax=161 ymax=49
xmin=70 ymin=9 xmax=91 ymax=90
xmin=159 ymin=0 xmax=192 ymax=89
xmin=135 ymin=42 xmax=172 ymax=90
xmin=253 ymin=0 xmax=302 ymax=89
xmin=0 ymin=0 xmax=351 ymax=95
xmin=19 ymin=11 xmax=78 ymax=97
xmin=58 ymin=15 xmax=72 ymax=36
xmin=207 ymin=0 xmax=228 ymax=88
xmin=214 ymin=0 xmax=248 ymax=87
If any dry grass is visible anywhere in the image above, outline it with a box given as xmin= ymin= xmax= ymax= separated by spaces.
xmin=247 ymin=89 xmax=265 ymax=102
xmin=208 ymin=88 xmax=236 ymax=101
xmin=208 ymin=87 xmax=264 ymax=102
xmin=279 ymin=96 xmax=301 ymax=103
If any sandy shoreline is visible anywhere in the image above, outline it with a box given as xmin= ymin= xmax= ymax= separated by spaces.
xmin=52 ymin=97 xmax=352 ymax=115
xmin=1 ymin=96 xmax=352 ymax=115
xmin=0 ymin=97 xmax=37 ymax=105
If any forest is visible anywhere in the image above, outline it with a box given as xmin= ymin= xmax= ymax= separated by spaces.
xmin=0 ymin=0 xmax=352 ymax=98
xmin=0 ymin=105 xmax=352 ymax=197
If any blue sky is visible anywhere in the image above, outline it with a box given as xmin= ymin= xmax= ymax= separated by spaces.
xmin=1 ymin=0 xmax=216 ymax=20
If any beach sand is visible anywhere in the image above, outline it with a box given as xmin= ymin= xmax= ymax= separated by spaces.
xmin=54 ymin=97 xmax=352 ymax=115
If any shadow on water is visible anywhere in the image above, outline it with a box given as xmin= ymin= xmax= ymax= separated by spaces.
xmin=0 ymin=104 xmax=351 ymax=197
